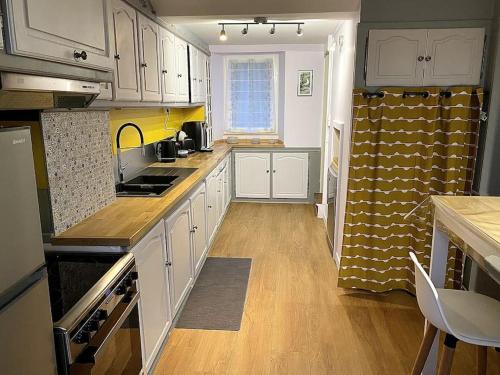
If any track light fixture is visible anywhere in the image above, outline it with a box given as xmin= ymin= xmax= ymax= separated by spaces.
xmin=297 ymin=24 xmax=303 ymax=36
xmin=219 ymin=24 xmax=227 ymax=41
xmin=218 ymin=17 xmax=304 ymax=39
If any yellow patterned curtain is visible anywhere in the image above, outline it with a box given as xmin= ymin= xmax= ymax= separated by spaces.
xmin=338 ymin=87 xmax=483 ymax=293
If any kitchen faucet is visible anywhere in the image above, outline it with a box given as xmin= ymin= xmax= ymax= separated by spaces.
xmin=116 ymin=122 xmax=145 ymax=183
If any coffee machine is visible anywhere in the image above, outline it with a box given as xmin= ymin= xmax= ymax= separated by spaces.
xmin=181 ymin=121 xmax=212 ymax=152
xmin=155 ymin=138 xmax=177 ymax=162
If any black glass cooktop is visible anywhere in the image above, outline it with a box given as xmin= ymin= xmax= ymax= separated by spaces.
xmin=45 ymin=253 xmax=124 ymax=322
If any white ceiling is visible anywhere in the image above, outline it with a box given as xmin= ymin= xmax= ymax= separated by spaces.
xmin=162 ymin=14 xmax=349 ymax=45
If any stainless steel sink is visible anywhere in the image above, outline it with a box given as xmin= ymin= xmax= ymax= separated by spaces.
xmin=115 ymin=167 xmax=197 ymax=197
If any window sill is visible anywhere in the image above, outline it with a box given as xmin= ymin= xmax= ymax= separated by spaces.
xmin=223 ymin=132 xmax=279 ymax=140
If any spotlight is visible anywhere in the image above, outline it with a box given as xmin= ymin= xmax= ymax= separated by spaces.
xmin=269 ymin=24 xmax=276 ymax=35
xmin=219 ymin=25 xmax=227 ymax=41
xmin=296 ymin=24 xmax=303 ymax=37
xmin=242 ymin=24 xmax=248 ymax=35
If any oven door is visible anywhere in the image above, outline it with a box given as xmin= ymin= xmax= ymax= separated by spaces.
xmin=71 ymin=292 xmax=142 ymax=375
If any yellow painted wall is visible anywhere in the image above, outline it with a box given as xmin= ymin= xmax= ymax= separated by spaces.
xmin=109 ymin=106 xmax=205 ymax=154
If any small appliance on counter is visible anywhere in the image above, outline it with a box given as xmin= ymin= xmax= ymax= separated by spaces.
xmin=182 ymin=121 xmax=213 ymax=152
xmin=156 ymin=137 xmax=177 ymax=163
xmin=176 ymin=130 xmax=196 ymax=155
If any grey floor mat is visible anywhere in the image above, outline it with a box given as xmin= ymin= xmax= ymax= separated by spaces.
xmin=175 ymin=257 xmax=252 ymax=331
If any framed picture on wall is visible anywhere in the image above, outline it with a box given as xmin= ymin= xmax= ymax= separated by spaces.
xmin=297 ymin=70 xmax=313 ymax=96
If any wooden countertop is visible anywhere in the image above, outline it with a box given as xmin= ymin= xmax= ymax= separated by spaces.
xmin=51 ymin=140 xmax=285 ymax=248
xmin=431 ymin=196 xmax=500 ymax=283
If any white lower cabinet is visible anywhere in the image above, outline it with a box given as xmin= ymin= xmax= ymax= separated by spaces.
xmin=224 ymin=157 xmax=231 ymax=210
xmin=190 ymin=184 xmax=208 ymax=276
xmin=131 ymin=221 xmax=171 ymax=372
xmin=235 ymin=153 xmax=271 ymax=198
xmin=272 ymin=153 xmax=309 ymax=199
xmin=206 ymin=172 xmax=218 ymax=244
xmin=234 ymin=151 xmax=309 ymax=200
xmin=165 ymin=200 xmax=193 ymax=316
xmin=216 ymin=170 xmax=224 ymax=224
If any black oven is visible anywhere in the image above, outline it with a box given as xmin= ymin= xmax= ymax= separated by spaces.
xmin=48 ymin=252 xmax=143 ymax=375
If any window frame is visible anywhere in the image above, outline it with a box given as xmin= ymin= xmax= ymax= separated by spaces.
xmin=223 ymin=54 xmax=279 ymax=136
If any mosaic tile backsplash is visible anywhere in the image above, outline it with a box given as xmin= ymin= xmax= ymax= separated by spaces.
xmin=41 ymin=111 xmax=115 ymax=235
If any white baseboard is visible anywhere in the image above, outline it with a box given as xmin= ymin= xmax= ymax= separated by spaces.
xmin=316 ymin=203 xmax=327 ymax=221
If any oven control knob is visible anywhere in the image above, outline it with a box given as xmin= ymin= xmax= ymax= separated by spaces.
xmin=94 ymin=309 xmax=108 ymax=321
xmin=115 ymin=284 xmax=127 ymax=295
xmin=85 ymin=319 xmax=99 ymax=332
xmin=73 ymin=330 xmax=90 ymax=344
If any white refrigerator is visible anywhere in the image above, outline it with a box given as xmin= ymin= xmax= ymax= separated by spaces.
xmin=0 ymin=127 xmax=57 ymax=374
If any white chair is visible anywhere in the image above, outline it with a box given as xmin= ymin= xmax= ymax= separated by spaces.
xmin=409 ymin=252 xmax=500 ymax=375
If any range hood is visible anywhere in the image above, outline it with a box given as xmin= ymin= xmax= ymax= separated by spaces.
xmin=0 ymin=72 xmax=101 ymax=110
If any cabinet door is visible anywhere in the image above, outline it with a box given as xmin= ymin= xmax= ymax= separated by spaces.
xmin=190 ymin=184 xmax=208 ymax=276
xmin=206 ymin=174 xmax=218 ymax=244
xmin=165 ymin=201 xmax=193 ymax=316
xmin=175 ymin=38 xmax=189 ymax=102
xmin=224 ymin=159 xmax=231 ymax=209
xmin=366 ymin=29 xmax=427 ymax=86
xmin=216 ymin=171 xmax=224 ymax=223
xmin=423 ymin=28 xmax=485 ymax=86
xmin=138 ymin=13 xmax=161 ymax=102
xmin=235 ymin=153 xmax=271 ymax=198
xmin=189 ymin=46 xmax=199 ymax=103
xmin=272 ymin=153 xmax=309 ymax=199
xmin=131 ymin=221 xmax=171 ymax=371
xmin=160 ymin=28 xmax=178 ymax=102
xmin=198 ymin=52 xmax=207 ymax=102
xmin=4 ymin=0 xmax=113 ymax=71
xmin=111 ymin=0 xmax=141 ymax=101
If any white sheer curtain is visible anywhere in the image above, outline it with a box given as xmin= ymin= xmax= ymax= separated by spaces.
xmin=224 ymin=54 xmax=278 ymax=134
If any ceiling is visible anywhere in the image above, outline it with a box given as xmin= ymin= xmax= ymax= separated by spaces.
xmin=162 ymin=14 xmax=350 ymax=45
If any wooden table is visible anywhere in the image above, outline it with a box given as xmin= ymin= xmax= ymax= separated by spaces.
xmin=423 ymin=196 xmax=500 ymax=374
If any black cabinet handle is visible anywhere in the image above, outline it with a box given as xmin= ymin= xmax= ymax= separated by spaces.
xmin=417 ymin=56 xmax=424 ymax=62
xmin=425 ymin=56 xmax=432 ymax=62
xmin=114 ymin=54 xmax=120 ymax=60
xmin=165 ymin=261 xmax=172 ymax=267
xmin=74 ymin=50 xmax=88 ymax=61
xmin=162 ymin=69 xmax=168 ymax=74
xmin=141 ymin=62 xmax=148 ymax=67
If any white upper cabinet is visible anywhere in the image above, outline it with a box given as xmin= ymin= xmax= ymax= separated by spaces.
xmin=198 ymin=52 xmax=207 ymax=103
xmin=366 ymin=29 xmax=427 ymax=86
xmin=176 ymin=38 xmax=190 ymax=102
xmin=160 ymin=28 xmax=178 ymax=102
xmin=3 ymin=0 xmax=113 ymax=71
xmin=366 ymin=28 xmax=485 ymax=86
xmin=189 ymin=46 xmax=199 ymax=103
xmin=165 ymin=201 xmax=193 ymax=316
xmin=272 ymin=153 xmax=308 ymax=199
xmin=110 ymin=0 xmax=141 ymax=101
xmin=131 ymin=221 xmax=171 ymax=372
xmin=423 ymin=28 xmax=485 ymax=86
xmin=235 ymin=153 xmax=271 ymax=199
xmin=137 ymin=13 xmax=161 ymax=102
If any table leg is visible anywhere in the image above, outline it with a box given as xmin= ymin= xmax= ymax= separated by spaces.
xmin=422 ymin=219 xmax=449 ymax=375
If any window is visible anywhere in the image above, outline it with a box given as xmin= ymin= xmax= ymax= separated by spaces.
xmin=224 ymin=54 xmax=279 ymax=134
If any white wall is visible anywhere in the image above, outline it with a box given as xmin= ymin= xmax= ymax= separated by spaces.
xmin=209 ymin=44 xmax=325 ymax=148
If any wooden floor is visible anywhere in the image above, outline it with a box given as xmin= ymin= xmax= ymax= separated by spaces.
xmin=154 ymin=203 xmax=499 ymax=375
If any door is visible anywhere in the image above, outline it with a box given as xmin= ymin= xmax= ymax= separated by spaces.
xmin=189 ymin=46 xmax=199 ymax=103
xmin=0 ymin=128 xmax=45 ymax=295
xmin=272 ymin=153 xmax=309 ymax=199
xmin=4 ymin=0 xmax=113 ymax=70
xmin=165 ymin=201 xmax=193 ymax=316
xmin=235 ymin=153 xmax=271 ymax=198
xmin=0 ymin=274 xmax=57 ymax=375
xmin=366 ymin=29 xmax=427 ymax=86
xmin=111 ymin=0 xmax=141 ymax=101
xmin=160 ymin=28 xmax=178 ymax=102
xmin=131 ymin=221 xmax=171 ymax=371
xmin=138 ymin=13 xmax=161 ymax=102
xmin=206 ymin=173 xmax=218 ymax=244
xmin=423 ymin=28 xmax=485 ymax=86
xmin=175 ymin=38 xmax=189 ymax=102
xmin=190 ymin=185 xmax=208 ymax=276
